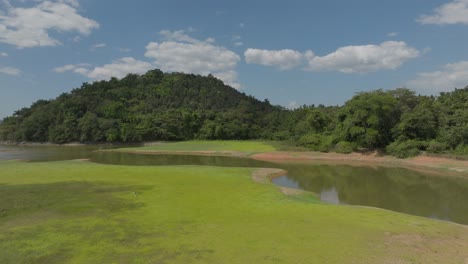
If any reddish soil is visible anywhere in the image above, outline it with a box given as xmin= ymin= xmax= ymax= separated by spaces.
xmin=252 ymin=151 xmax=468 ymax=176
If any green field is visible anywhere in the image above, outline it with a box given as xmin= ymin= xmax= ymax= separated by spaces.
xmin=1 ymin=160 xmax=467 ymax=263
xmin=118 ymin=140 xmax=277 ymax=154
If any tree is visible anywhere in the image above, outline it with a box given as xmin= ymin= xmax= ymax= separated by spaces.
xmin=337 ymin=90 xmax=398 ymax=148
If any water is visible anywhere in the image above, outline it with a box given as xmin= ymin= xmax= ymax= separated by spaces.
xmin=1 ymin=144 xmax=468 ymax=225
xmin=0 ymin=144 xmax=109 ymax=161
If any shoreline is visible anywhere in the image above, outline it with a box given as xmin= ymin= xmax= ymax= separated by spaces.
xmin=253 ymin=151 xmax=468 ymax=176
xmin=0 ymin=141 xmax=145 ymax=147
xmin=103 ymin=148 xmax=468 ymax=177
xmin=3 ymin=141 xmax=468 ymax=176
xmin=251 ymin=168 xmax=319 ymax=198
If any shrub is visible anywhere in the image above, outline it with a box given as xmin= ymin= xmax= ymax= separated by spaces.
xmin=454 ymin=144 xmax=468 ymax=155
xmin=386 ymin=140 xmax=428 ymax=158
xmin=426 ymin=140 xmax=448 ymax=154
xmin=297 ymin=133 xmax=335 ymax=152
xmin=271 ymin=130 xmax=291 ymax=141
xmin=334 ymin=141 xmax=356 ymax=154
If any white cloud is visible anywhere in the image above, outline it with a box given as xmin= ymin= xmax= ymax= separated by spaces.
xmin=407 ymin=61 xmax=468 ymax=94
xmin=91 ymin=43 xmax=106 ymax=49
xmin=145 ymin=30 xmax=241 ymax=89
xmin=53 ymin=63 xmax=90 ymax=73
xmin=53 ymin=57 xmax=153 ymax=80
xmin=387 ymin=32 xmax=399 ymax=37
xmin=287 ymin=101 xmax=299 ymax=110
xmin=55 ymin=30 xmax=242 ymax=89
xmin=0 ymin=0 xmax=99 ymax=48
xmin=418 ymin=0 xmax=468 ymax=25
xmin=211 ymin=70 xmax=241 ymax=89
xmin=231 ymin=35 xmax=243 ymax=47
xmin=58 ymin=0 xmax=79 ymax=8
xmin=0 ymin=65 xmax=21 ymax=75
xmin=86 ymin=57 xmax=153 ymax=80
xmin=245 ymin=48 xmax=304 ymax=70
xmin=71 ymin=35 xmax=81 ymax=43
xmin=159 ymin=29 xmax=200 ymax=44
xmin=305 ymin=41 xmax=420 ymax=73
xmin=0 ymin=52 xmax=7 ymax=56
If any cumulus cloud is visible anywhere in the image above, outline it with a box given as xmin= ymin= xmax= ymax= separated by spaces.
xmin=407 ymin=61 xmax=468 ymax=94
xmin=55 ymin=30 xmax=242 ymax=89
xmin=0 ymin=52 xmax=7 ymax=57
xmin=0 ymin=0 xmax=99 ymax=48
xmin=0 ymin=65 xmax=21 ymax=75
xmin=211 ymin=70 xmax=240 ymax=89
xmin=245 ymin=41 xmax=420 ymax=73
xmin=418 ymin=0 xmax=468 ymax=25
xmin=305 ymin=41 xmax=420 ymax=73
xmin=145 ymin=30 xmax=241 ymax=89
xmin=86 ymin=57 xmax=153 ymax=80
xmin=387 ymin=32 xmax=399 ymax=37
xmin=244 ymin=48 xmax=304 ymax=70
xmin=54 ymin=57 xmax=153 ymax=80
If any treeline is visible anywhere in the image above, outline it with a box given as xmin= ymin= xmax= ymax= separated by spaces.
xmin=1 ymin=69 xmax=467 ymax=158
xmin=284 ymin=87 xmax=468 ymax=157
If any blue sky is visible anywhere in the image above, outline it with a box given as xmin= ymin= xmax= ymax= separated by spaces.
xmin=1 ymin=0 xmax=468 ymax=118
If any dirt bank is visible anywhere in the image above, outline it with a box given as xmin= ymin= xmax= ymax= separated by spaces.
xmin=252 ymin=151 xmax=468 ymax=176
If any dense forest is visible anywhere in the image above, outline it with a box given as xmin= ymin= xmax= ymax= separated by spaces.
xmin=1 ymin=69 xmax=467 ymax=158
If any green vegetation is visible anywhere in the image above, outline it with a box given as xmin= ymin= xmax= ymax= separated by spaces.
xmin=119 ymin=140 xmax=276 ymax=153
xmin=1 ymin=69 xmax=467 ymax=158
xmin=0 ymin=71 xmax=277 ymax=143
xmin=1 ymin=160 xmax=467 ymax=263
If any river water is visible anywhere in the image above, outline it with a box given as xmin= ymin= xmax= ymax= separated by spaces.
xmin=1 ymin=144 xmax=468 ymax=225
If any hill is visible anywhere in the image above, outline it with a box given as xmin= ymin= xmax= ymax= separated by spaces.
xmin=0 ymin=70 xmax=282 ymax=143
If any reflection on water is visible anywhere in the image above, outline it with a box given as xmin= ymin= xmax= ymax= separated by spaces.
xmin=273 ymin=164 xmax=468 ymax=224
xmin=0 ymin=144 xmax=113 ymax=161
xmin=320 ymin=187 xmax=341 ymax=204
xmin=1 ymin=144 xmax=468 ymax=225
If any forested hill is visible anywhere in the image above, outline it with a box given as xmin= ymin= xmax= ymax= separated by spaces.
xmin=0 ymin=70 xmax=282 ymax=143
xmin=1 ymin=68 xmax=468 ymax=158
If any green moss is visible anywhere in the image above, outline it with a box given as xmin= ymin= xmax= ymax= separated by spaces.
xmin=118 ymin=140 xmax=277 ymax=153
xmin=0 ymin=160 xmax=466 ymax=263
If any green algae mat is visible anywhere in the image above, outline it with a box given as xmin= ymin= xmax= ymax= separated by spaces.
xmin=116 ymin=140 xmax=277 ymax=153
xmin=0 ymin=160 xmax=467 ymax=263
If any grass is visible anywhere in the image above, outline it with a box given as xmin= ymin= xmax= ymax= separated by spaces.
xmin=1 ymin=160 xmax=467 ymax=263
xmin=116 ymin=140 xmax=277 ymax=153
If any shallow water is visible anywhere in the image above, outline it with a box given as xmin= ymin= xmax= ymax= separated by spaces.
xmin=1 ymin=144 xmax=468 ymax=225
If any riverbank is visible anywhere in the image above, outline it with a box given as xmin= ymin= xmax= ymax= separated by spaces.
xmin=4 ymin=140 xmax=468 ymax=175
xmin=107 ymin=140 xmax=468 ymax=176
xmin=253 ymin=151 xmax=468 ymax=175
